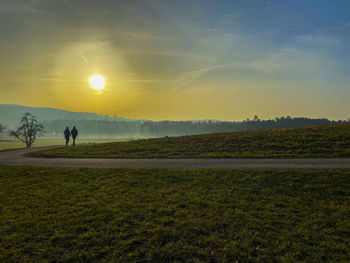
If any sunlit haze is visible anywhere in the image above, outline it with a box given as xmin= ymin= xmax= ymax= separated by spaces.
xmin=89 ymin=74 xmax=105 ymax=92
xmin=0 ymin=0 xmax=349 ymax=121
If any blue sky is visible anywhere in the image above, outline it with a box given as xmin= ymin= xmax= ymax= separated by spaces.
xmin=0 ymin=0 xmax=349 ymax=120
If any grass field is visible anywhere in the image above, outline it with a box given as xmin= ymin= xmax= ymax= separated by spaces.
xmin=0 ymin=137 xmax=130 ymax=151
xmin=0 ymin=166 xmax=349 ymax=262
xmin=30 ymin=124 xmax=350 ymax=159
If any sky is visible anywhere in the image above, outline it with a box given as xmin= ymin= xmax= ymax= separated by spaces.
xmin=0 ymin=0 xmax=349 ymax=121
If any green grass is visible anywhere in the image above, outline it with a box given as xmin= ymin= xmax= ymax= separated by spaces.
xmin=0 ymin=166 xmax=349 ymax=262
xmin=0 ymin=137 xmax=130 ymax=151
xmin=30 ymin=124 xmax=350 ymax=158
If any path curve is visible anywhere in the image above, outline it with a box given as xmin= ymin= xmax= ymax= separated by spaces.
xmin=1 ymin=146 xmax=350 ymax=169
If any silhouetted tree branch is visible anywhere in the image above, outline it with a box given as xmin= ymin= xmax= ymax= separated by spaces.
xmin=9 ymin=112 xmax=45 ymax=148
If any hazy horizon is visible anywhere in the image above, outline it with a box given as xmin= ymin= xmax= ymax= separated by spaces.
xmin=2 ymin=103 xmax=349 ymax=123
xmin=1 ymin=1 xmax=349 ymax=120
xmin=1 ymin=104 xmax=345 ymax=141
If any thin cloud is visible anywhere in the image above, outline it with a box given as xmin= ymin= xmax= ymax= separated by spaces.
xmin=121 ymin=79 xmax=180 ymax=84
xmin=295 ymin=34 xmax=340 ymax=46
xmin=0 ymin=4 xmax=43 ymax=14
xmin=80 ymin=51 xmax=89 ymax=63
xmin=176 ymin=63 xmax=238 ymax=92
xmin=248 ymin=48 xmax=326 ymax=75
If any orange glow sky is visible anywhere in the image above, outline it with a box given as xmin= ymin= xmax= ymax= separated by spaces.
xmin=1 ymin=0 xmax=350 ymax=121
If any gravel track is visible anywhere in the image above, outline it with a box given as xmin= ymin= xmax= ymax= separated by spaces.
xmin=1 ymin=146 xmax=350 ymax=169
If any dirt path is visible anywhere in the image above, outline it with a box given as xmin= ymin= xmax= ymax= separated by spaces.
xmin=1 ymin=146 xmax=350 ymax=169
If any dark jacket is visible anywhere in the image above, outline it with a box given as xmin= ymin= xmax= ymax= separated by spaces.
xmin=71 ymin=127 xmax=78 ymax=138
xmin=64 ymin=128 xmax=70 ymax=138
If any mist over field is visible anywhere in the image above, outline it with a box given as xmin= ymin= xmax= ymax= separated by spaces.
xmin=1 ymin=104 xmax=348 ymax=139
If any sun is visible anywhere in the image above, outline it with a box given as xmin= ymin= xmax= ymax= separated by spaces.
xmin=89 ymin=74 xmax=105 ymax=91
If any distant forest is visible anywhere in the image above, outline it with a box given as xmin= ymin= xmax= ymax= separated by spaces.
xmin=41 ymin=116 xmax=349 ymax=138
xmin=1 ymin=105 xmax=349 ymax=138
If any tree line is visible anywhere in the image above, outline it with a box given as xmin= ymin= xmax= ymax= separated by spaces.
xmin=40 ymin=115 xmax=349 ymax=138
xmin=2 ymin=113 xmax=349 ymax=148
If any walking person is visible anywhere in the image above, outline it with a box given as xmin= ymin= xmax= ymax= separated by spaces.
xmin=64 ymin=127 xmax=70 ymax=147
xmin=71 ymin=126 xmax=78 ymax=146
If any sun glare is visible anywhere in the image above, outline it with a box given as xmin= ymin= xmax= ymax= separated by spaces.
xmin=89 ymin=74 xmax=105 ymax=91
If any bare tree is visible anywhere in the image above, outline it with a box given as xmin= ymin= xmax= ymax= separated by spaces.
xmin=9 ymin=112 xmax=45 ymax=148
xmin=0 ymin=124 xmax=4 ymax=133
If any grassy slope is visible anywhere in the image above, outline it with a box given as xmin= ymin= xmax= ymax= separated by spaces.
xmin=0 ymin=166 xmax=349 ymax=262
xmin=30 ymin=124 xmax=350 ymax=158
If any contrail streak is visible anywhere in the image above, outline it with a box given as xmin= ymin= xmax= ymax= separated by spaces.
xmin=80 ymin=51 xmax=89 ymax=63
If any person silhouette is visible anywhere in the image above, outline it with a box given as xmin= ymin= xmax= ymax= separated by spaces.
xmin=64 ymin=127 xmax=70 ymax=147
xmin=71 ymin=126 xmax=78 ymax=146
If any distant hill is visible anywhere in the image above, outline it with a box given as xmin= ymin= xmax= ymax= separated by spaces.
xmin=1 ymin=104 xmax=348 ymax=138
xmin=0 ymin=104 xmax=131 ymax=128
